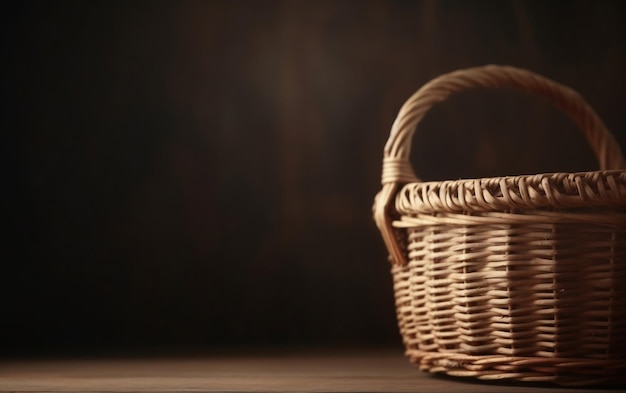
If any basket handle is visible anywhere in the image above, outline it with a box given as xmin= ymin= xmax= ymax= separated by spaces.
xmin=374 ymin=64 xmax=626 ymax=266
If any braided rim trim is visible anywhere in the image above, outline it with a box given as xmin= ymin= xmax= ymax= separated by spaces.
xmin=396 ymin=170 xmax=626 ymax=214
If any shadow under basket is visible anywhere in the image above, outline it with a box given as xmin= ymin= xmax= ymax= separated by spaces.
xmin=373 ymin=65 xmax=626 ymax=386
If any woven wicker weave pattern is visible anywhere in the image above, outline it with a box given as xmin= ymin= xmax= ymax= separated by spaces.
xmin=374 ymin=65 xmax=626 ymax=386
xmin=391 ymin=216 xmax=626 ymax=385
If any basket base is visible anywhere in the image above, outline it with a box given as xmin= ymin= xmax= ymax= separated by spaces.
xmin=404 ymin=348 xmax=626 ymax=387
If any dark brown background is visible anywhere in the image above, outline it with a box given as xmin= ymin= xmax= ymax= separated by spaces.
xmin=4 ymin=0 xmax=626 ymax=355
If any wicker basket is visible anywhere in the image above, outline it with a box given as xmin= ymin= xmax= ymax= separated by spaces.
xmin=373 ymin=65 xmax=626 ymax=386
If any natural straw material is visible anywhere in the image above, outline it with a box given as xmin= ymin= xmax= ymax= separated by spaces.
xmin=373 ymin=65 xmax=626 ymax=386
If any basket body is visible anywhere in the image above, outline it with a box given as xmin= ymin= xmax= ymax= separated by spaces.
xmin=392 ymin=174 xmax=626 ymax=385
xmin=374 ymin=66 xmax=626 ymax=386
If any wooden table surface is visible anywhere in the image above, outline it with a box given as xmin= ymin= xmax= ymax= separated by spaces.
xmin=0 ymin=349 xmax=623 ymax=392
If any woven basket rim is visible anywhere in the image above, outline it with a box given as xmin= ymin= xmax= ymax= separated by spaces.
xmin=395 ymin=169 xmax=626 ymax=214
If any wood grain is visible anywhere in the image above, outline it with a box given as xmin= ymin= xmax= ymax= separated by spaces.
xmin=0 ymin=350 xmax=621 ymax=392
